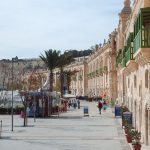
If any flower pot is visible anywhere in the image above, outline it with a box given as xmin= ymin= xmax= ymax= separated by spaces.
xmin=132 ymin=144 xmax=141 ymax=150
xmin=126 ymin=134 xmax=132 ymax=143
xmin=124 ymin=128 xmax=128 ymax=134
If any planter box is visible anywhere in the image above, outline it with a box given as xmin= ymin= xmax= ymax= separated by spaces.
xmin=126 ymin=134 xmax=132 ymax=143
xmin=124 ymin=128 xmax=129 ymax=134
xmin=132 ymin=144 xmax=141 ymax=150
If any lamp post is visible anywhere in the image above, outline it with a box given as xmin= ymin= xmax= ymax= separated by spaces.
xmin=11 ymin=56 xmax=18 ymax=131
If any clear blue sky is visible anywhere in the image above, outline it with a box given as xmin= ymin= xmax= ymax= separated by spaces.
xmin=0 ymin=0 xmax=124 ymax=59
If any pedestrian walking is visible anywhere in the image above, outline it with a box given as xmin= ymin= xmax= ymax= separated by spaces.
xmin=73 ymin=99 xmax=77 ymax=109
xmin=77 ymin=99 xmax=80 ymax=109
xmin=103 ymin=100 xmax=107 ymax=111
xmin=68 ymin=100 xmax=71 ymax=108
xmin=98 ymin=100 xmax=103 ymax=114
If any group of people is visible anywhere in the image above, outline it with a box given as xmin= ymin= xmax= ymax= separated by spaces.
xmin=68 ymin=99 xmax=80 ymax=109
xmin=97 ymin=100 xmax=107 ymax=114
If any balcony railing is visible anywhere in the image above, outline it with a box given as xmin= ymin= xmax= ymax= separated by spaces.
xmin=126 ymin=47 xmax=134 ymax=64
xmin=133 ymin=7 xmax=150 ymax=53
xmin=122 ymin=57 xmax=126 ymax=67
xmin=78 ymin=75 xmax=83 ymax=81
xmin=133 ymin=30 xmax=142 ymax=53
xmin=116 ymin=50 xmax=122 ymax=67
xmin=95 ymin=70 xmax=99 ymax=77
xmin=133 ymin=28 xmax=150 ymax=53
xmin=122 ymin=47 xmax=127 ymax=68
xmin=103 ymin=66 xmax=108 ymax=73
xmin=99 ymin=68 xmax=103 ymax=76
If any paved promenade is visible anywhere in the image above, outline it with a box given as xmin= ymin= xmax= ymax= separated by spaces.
xmin=0 ymin=101 xmax=131 ymax=150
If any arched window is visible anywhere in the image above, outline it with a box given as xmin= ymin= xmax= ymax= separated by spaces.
xmin=134 ymin=75 xmax=137 ymax=88
xmin=145 ymin=70 xmax=149 ymax=88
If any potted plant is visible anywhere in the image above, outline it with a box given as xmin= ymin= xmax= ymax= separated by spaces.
xmin=121 ymin=105 xmax=129 ymax=113
xmin=124 ymin=123 xmax=133 ymax=134
xmin=125 ymin=127 xmax=134 ymax=143
xmin=131 ymin=130 xmax=141 ymax=150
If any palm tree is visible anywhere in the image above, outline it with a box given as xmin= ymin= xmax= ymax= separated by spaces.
xmin=57 ymin=52 xmax=75 ymax=97
xmin=39 ymin=49 xmax=60 ymax=116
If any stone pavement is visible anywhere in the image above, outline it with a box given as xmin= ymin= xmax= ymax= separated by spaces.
xmin=0 ymin=101 xmax=131 ymax=150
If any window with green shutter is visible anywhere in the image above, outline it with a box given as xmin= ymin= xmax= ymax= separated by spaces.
xmin=133 ymin=7 xmax=150 ymax=53
xmin=126 ymin=33 xmax=134 ymax=64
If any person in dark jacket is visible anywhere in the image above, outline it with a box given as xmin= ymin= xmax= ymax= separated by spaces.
xmin=98 ymin=100 xmax=103 ymax=114
xmin=77 ymin=99 xmax=80 ymax=109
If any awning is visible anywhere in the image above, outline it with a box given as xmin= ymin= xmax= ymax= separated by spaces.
xmin=63 ymin=94 xmax=76 ymax=98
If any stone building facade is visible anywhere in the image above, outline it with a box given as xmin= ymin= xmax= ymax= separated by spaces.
xmin=1 ymin=0 xmax=149 ymax=147
xmin=66 ymin=57 xmax=88 ymax=96
xmin=86 ymin=32 xmax=117 ymax=101
xmin=116 ymin=0 xmax=150 ymax=148
xmin=67 ymin=0 xmax=150 ymax=148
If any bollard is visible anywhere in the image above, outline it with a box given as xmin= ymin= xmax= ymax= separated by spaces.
xmin=0 ymin=120 xmax=2 ymax=138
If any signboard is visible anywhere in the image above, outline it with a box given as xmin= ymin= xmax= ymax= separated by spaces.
xmin=115 ymin=105 xmax=122 ymax=117
xmin=122 ymin=112 xmax=132 ymax=125
xmin=84 ymin=106 xmax=89 ymax=116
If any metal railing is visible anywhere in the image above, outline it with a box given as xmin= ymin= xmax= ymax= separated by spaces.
xmin=126 ymin=47 xmax=134 ymax=64
xmin=133 ymin=30 xmax=141 ymax=53
xmin=122 ymin=56 xmax=126 ymax=68
xmin=0 ymin=120 xmax=2 ymax=138
xmin=133 ymin=28 xmax=150 ymax=53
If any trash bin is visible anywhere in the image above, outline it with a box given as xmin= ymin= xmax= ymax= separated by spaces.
xmin=83 ymin=106 xmax=89 ymax=116
xmin=115 ymin=105 xmax=122 ymax=117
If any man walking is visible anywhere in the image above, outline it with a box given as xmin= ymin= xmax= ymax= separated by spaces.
xmin=77 ymin=99 xmax=80 ymax=109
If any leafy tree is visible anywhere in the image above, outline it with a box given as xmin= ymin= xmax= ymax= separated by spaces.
xmin=64 ymin=49 xmax=92 ymax=57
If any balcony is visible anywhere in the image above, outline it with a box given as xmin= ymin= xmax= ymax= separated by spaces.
xmin=72 ymin=75 xmax=77 ymax=81
xmin=116 ymin=49 xmax=122 ymax=67
xmin=122 ymin=56 xmax=126 ymax=68
xmin=122 ymin=47 xmax=127 ymax=68
xmin=133 ymin=28 xmax=150 ymax=53
xmin=103 ymin=66 xmax=108 ymax=74
xmin=99 ymin=68 xmax=103 ymax=76
xmin=78 ymin=75 xmax=83 ymax=81
xmin=126 ymin=33 xmax=134 ymax=65
xmin=133 ymin=7 xmax=150 ymax=62
xmin=88 ymin=73 xmax=92 ymax=79
xmin=126 ymin=47 xmax=133 ymax=64
xmin=96 ymin=70 xmax=99 ymax=77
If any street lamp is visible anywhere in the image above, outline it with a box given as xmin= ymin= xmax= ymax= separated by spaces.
xmin=11 ymin=56 xmax=18 ymax=131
